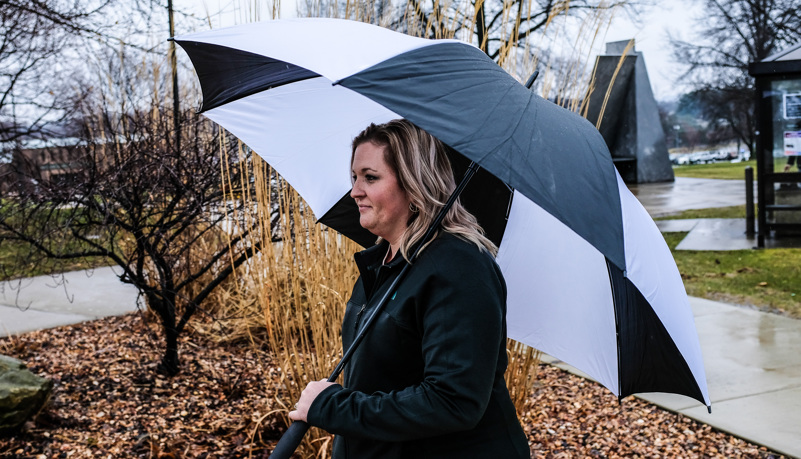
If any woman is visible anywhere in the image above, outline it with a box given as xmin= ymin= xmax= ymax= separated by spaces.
xmin=288 ymin=119 xmax=530 ymax=458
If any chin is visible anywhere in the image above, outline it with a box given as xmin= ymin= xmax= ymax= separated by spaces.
xmin=359 ymin=219 xmax=375 ymax=233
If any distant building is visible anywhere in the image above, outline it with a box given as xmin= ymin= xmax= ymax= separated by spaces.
xmin=1 ymin=138 xmax=86 ymax=195
xmin=585 ymin=40 xmax=675 ymax=184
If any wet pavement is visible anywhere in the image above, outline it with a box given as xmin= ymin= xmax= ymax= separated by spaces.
xmin=628 ymin=176 xmax=755 ymax=218
xmin=542 ymin=295 xmax=801 ymax=458
xmin=664 ymin=218 xmax=801 ymax=250
xmin=640 ymin=297 xmax=801 ymax=458
xmin=634 ymin=177 xmax=801 ymax=250
xmin=630 ymin=177 xmax=801 ymax=457
xmin=657 ymin=218 xmax=759 ymax=250
xmin=0 ymin=266 xmax=140 ymax=336
xmin=0 ymin=177 xmax=799 ymax=457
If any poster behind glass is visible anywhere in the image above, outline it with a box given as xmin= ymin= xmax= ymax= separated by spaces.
xmin=770 ymin=79 xmax=801 ymax=227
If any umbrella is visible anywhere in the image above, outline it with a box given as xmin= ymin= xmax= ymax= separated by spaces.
xmin=173 ymin=15 xmax=710 ymax=434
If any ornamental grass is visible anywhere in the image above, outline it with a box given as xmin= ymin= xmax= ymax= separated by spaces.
xmin=197 ymin=1 xmax=631 ymax=456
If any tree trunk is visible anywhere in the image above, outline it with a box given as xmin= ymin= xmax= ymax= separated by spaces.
xmin=159 ymin=325 xmax=181 ymax=376
xmin=148 ymin=294 xmax=181 ymax=376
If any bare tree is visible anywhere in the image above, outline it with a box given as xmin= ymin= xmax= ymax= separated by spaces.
xmin=0 ymin=0 xmax=290 ymax=375
xmin=0 ymin=0 xmax=117 ymax=148
xmin=297 ymin=0 xmax=630 ymax=63
xmin=0 ymin=97 xmax=272 ymax=375
xmin=396 ymin=0 xmax=629 ymax=61
xmin=670 ymin=0 xmax=801 ymax=155
xmin=688 ymin=86 xmax=753 ymax=148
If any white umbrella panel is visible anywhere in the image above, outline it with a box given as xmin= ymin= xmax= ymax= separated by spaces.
xmin=174 ymin=18 xmax=711 ymax=410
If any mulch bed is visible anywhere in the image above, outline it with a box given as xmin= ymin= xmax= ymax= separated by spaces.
xmin=0 ymin=313 xmax=785 ymax=458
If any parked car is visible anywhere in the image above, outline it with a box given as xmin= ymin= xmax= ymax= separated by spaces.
xmin=673 ymin=148 xmax=744 ymax=166
xmin=673 ymin=154 xmax=692 ymax=165
xmin=690 ymin=151 xmax=718 ymax=164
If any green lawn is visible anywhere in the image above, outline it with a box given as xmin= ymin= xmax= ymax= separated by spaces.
xmin=0 ymin=238 xmax=112 ymax=281
xmin=672 ymin=158 xmax=796 ymax=180
xmin=664 ymin=230 xmax=801 ymax=319
xmin=0 ymin=200 xmax=115 ymax=280
xmin=672 ymin=160 xmax=757 ymax=180
xmin=656 ymin=205 xmax=747 ymax=220
xmin=665 ymin=161 xmax=800 ymax=317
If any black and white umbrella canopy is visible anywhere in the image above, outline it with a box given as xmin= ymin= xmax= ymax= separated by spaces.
xmin=174 ymin=18 xmax=710 ymax=409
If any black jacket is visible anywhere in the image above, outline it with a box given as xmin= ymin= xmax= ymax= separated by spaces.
xmin=307 ymin=232 xmax=530 ymax=458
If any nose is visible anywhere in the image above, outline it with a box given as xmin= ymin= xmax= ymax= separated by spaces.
xmin=350 ymin=179 xmax=365 ymax=199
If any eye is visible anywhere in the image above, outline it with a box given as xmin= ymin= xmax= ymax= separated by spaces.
xmin=365 ymin=174 xmax=378 ymax=182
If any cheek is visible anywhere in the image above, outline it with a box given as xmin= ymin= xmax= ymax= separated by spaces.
xmin=388 ymin=195 xmax=409 ymax=218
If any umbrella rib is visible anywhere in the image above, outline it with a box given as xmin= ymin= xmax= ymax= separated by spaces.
xmin=606 ymin=257 xmax=624 ymax=402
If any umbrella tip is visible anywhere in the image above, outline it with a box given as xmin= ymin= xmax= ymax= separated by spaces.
xmin=707 ymin=405 xmax=712 ymax=414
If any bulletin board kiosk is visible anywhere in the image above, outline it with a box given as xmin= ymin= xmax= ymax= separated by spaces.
xmin=749 ymin=43 xmax=801 ymax=247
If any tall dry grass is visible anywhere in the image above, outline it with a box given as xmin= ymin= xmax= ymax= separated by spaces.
xmin=203 ymin=141 xmax=361 ymax=455
xmin=195 ymin=1 xmax=630 ymax=456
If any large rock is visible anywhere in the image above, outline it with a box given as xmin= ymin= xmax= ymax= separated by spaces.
xmin=0 ymin=355 xmax=53 ymax=434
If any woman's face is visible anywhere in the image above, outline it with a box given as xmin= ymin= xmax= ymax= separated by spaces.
xmin=350 ymin=141 xmax=412 ymax=246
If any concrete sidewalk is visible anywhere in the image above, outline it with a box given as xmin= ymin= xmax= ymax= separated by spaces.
xmin=544 ymin=296 xmax=801 ymax=458
xmin=643 ymin=298 xmax=801 ymax=458
xmin=656 ymin=217 xmax=801 ymax=250
xmin=630 ymin=176 xmax=801 ymax=457
xmin=0 ymin=266 xmax=140 ymax=337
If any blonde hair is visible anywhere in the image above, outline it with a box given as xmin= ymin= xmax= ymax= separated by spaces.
xmin=351 ymin=119 xmax=497 ymax=260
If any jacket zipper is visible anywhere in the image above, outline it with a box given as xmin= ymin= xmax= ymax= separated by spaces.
xmin=354 ymin=303 xmax=366 ymax=331
xmin=353 ymin=264 xmax=397 ymax=333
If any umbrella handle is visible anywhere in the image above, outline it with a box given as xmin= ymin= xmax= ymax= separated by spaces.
xmin=269 ymin=421 xmax=310 ymax=458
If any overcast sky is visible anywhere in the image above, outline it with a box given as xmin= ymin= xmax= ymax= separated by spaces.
xmin=179 ymin=0 xmax=704 ymax=102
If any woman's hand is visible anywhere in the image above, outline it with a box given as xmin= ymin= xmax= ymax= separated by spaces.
xmin=288 ymin=379 xmax=337 ymax=422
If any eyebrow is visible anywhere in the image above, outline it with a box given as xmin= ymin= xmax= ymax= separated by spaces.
xmin=353 ymin=167 xmax=379 ymax=174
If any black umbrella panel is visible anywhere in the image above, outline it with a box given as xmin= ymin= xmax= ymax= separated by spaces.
xmin=173 ymin=18 xmax=710 ymax=410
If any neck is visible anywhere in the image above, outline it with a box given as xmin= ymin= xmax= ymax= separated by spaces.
xmin=384 ymin=244 xmax=394 ymax=264
xmin=385 ymin=236 xmax=405 ymax=263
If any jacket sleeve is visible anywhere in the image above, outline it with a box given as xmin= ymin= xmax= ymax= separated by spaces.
xmin=306 ymin=246 xmax=507 ymax=441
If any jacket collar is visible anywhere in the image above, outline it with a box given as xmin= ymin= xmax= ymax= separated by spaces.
xmin=354 ymin=241 xmax=407 ymax=297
